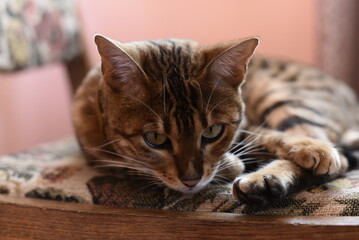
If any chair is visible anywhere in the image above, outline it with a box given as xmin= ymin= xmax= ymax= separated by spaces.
xmin=0 ymin=1 xmax=358 ymax=239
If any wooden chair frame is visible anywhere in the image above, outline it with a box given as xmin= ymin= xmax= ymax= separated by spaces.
xmin=1 ymin=195 xmax=358 ymax=239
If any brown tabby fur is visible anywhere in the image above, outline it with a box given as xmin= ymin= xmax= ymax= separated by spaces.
xmin=73 ymin=35 xmax=359 ymax=205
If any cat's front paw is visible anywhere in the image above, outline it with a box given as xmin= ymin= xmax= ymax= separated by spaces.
xmin=285 ymin=138 xmax=341 ymax=175
xmin=232 ymin=173 xmax=286 ymax=206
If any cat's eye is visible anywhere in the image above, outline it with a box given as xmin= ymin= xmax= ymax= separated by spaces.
xmin=143 ymin=132 xmax=170 ymax=148
xmin=202 ymin=124 xmax=225 ymax=143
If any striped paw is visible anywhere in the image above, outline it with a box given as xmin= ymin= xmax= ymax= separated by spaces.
xmin=285 ymin=138 xmax=341 ymax=175
xmin=232 ymin=173 xmax=287 ymax=206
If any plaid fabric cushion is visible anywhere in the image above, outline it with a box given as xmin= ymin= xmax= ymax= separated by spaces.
xmin=0 ymin=138 xmax=358 ymax=216
xmin=0 ymin=0 xmax=81 ymax=70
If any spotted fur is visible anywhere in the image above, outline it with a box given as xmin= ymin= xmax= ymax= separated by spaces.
xmin=73 ymin=35 xmax=359 ymax=205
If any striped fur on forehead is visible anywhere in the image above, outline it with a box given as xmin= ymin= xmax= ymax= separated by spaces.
xmin=117 ymin=39 xmax=210 ymax=134
xmin=123 ymin=39 xmax=206 ymax=81
xmin=120 ymin=39 xmax=254 ymax=133
xmin=164 ymin=79 xmax=209 ymax=135
xmin=121 ymin=39 xmax=206 ymax=134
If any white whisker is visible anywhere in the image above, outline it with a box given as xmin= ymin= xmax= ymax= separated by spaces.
xmin=236 ymin=120 xmax=268 ymax=144
xmin=207 ymin=96 xmax=233 ymax=117
xmin=195 ymin=81 xmax=204 ymax=108
xmin=205 ymin=78 xmax=220 ymax=113
xmin=238 ymin=129 xmax=265 ymax=137
xmin=136 ymin=180 xmax=166 ymax=193
xmin=258 ymin=47 xmax=270 ymax=66
xmin=211 ymin=177 xmax=230 ymax=185
xmin=163 ymin=76 xmax=167 ymax=117
xmin=219 ymin=120 xmax=238 ymax=128
xmin=128 ymin=95 xmax=163 ymax=122
xmin=237 ymin=151 xmax=272 ymax=157
xmin=87 ymin=138 xmax=122 ymax=151
xmin=91 ymin=149 xmax=150 ymax=166
xmin=235 ymin=146 xmax=266 ymax=155
xmin=240 ymin=157 xmax=258 ymax=162
xmin=230 ymin=142 xmax=263 ymax=154
xmin=241 ymin=159 xmax=264 ymax=164
xmin=93 ymin=163 xmax=151 ymax=173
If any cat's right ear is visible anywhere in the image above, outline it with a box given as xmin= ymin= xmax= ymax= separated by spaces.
xmin=204 ymin=38 xmax=259 ymax=89
xmin=94 ymin=34 xmax=147 ymax=96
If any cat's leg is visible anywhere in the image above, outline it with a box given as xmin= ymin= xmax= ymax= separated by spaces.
xmin=340 ymin=129 xmax=359 ymax=169
xmin=232 ymin=127 xmax=349 ymax=204
xmin=241 ymin=126 xmax=348 ymax=176
xmin=232 ymin=159 xmax=335 ymax=205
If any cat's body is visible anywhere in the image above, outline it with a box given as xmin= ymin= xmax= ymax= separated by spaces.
xmin=73 ymin=35 xmax=359 ymax=205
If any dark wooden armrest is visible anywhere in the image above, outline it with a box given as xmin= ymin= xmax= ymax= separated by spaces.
xmin=0 ymin=195 xmax=358 ymax=239
xmin=65 ymin=53 xmax=90 ymax=94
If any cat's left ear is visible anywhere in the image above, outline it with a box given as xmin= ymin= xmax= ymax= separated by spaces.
xmin=94 ymin=34 xmax=147 ymax=96
xmin=205 ymin=38 xmax=259 ymax=89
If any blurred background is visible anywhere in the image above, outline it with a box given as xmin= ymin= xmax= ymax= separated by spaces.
xmin=0 ymin=0 xmax=358 ymax=154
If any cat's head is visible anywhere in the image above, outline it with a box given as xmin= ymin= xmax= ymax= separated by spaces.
xmin=93 ymin=35 xmax=258 ymax=193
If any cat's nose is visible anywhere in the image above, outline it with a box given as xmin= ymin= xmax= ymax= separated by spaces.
xmin=181 ymin=177 xmax=201 ymax=187
xmin=177 ymin=160 xmax=203 ymax=188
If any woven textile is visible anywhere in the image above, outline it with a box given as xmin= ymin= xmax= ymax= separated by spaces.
xmin=0 ymin=138 xmax=358 ymax=216
xmin=0 ymin=0 xmax=81 ymax=70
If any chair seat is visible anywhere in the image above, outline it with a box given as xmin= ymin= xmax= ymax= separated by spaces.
xmin=0 ymin=138 xmax=358 ymax=216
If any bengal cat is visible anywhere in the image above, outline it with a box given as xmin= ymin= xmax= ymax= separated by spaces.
xmin=72 ymin=35 xmax=359 ymax=205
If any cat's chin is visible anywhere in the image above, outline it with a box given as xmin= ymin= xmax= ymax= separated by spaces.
xmin=180 ymin=185 xmax=206 ymax=194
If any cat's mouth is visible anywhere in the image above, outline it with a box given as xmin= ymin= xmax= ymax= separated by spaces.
xmin=173 ymin=180 xmax=209 ymax=193
xmin=182 ymin=177 xmax=214 ymax=193
xmin=157 ymin=173 xmax=216 ymax=194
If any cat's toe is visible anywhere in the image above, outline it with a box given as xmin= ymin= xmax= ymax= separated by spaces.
xmin=263 ymin=174 xmax=286 ymax=198
xmin=315 ymin=147 xmax=340 ymax=175
xmin=232 ymin=178 xmax=268 ymax=205
xmin=288 ymin=139 xmax=341 ymax=175
xmin=232 ymin=174 xmax=286 ymax=206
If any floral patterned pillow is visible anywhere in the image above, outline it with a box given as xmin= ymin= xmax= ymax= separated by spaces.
xmin=0 ymin=0 xmax=81 ymax=70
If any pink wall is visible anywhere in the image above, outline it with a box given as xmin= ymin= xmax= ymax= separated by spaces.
xmin=77 ymin=0 xmax=317 ymax=67
xmin=0 ymin=64 xmax=73 ymax=154
xmin=0 ymin=0 xmax=318 ymax=154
